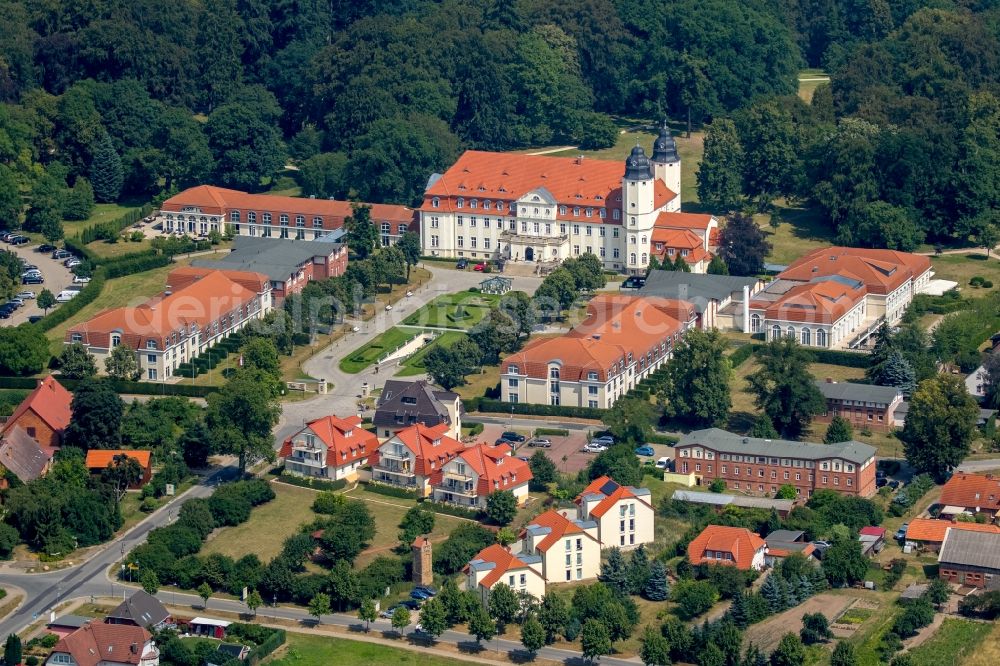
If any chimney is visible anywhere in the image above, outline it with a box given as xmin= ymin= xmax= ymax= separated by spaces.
xmin=826 ymin=378 xmax=834 ymax=383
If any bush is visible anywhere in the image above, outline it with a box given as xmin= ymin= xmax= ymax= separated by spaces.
xmin=277 ymin=473 xmax=346 ymax=492
xmin=140 ymin=497 xmax=159 ymax=512
xmin=465 ymin=422 xmax=484 ymax=436
xmin=728 ymin=343 xmax=760 ymax=368
xmin=648 ymin=433 xmax=679 ymax=445
xmin=534 ymin=427 xmax=569 ymax=437
xmin=420 ymin=500 xmax=484 ymax=520
xmin=807 ymin=349 xmax=869 ymax=368
xmin=467 ymin=398 xmax=605 ymax=419
xmin=363 ymin=482 xmax=420 ymax=500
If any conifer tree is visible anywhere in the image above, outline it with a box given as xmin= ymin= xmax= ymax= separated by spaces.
xmin=89 ymin=132 xmax=124 ymax=202
xmin=599 ymin=547 xmax=629 ymax=596
xmin=627 ymin=544 xmax=651 ymax=595
xmin=643 ymin=560 xmax=670 ymax=601
xmin=824 ymin=416 xmax=854 ymax=444
xmin=728 ymin=591 xmax=749 ymax=628
xmin=761 ymin=574 xmax=784 ymax=613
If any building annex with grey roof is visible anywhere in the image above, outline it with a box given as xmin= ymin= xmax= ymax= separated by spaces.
xmin=373 ymin=380 xmax=462 ymax=440
xmin=938 ymin=528 xmax=1000 ymax=588
xmin=814 ymin=379 xmax=904 ymax=432
xmin=638 ymin=270 xmax=764 ymax=331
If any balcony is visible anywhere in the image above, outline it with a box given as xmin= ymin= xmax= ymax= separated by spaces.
xmin=438 ymin=481 xmax=477 ymax=497
xmin=380 ymin=448 xmax=411 ymax=462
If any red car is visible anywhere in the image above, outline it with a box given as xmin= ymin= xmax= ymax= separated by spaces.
xmin=473 ymin=263 xmax=486 ymax=271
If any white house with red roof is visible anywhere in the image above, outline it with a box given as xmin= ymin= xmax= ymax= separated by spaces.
xmin=464 ymin=544 xmax=546 ymax=602
xmin=575 ymin=476 xmax=655 ymax=550
xmin=520 ymin=509 xmax=602 ymax=583
xmin=46 ymin=622 xmax=159 ymax=666
xmin=369 ymin=423 xmax=465 ymax=496
xmin=420 ymin=123 xmax=697 ymax=274
xmin=433 ymin=442 xmax=532 ymax=509
xmin=278 ymin=414 xmax=378 ymax=482
xmin=687 ymin=525 xmax=767 ymax=571
xmin=651 ymin=212 xmax=719 ymax=273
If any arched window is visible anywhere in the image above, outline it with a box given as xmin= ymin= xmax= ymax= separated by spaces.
xmin=279 ymin=214 xmax=289 ymax=225
xmin=800 ymin=327 xmax=811 ymax=345
xmin=786 ymin=326 xmax=795 ymax=339
xmin=457 ymin=197 xmax=464 ymax=208
xmin=750 ymin=314 xmax=761 ymax=332
xmin=431 ymin=197 xmax=439 ymax=208
xmin=262 ymin=213 xmax=272 ymax=224
xmin=641 ymin=253 xmax=647 ymax=264
xmin=247 ymin=212 xmax=256 ymax=223
xmin=470 ymin=199 xmax=478 ymax=209
xmin=771 ymin=325 xmax=781 ymax=340
xmin=817 ymin=329 xmax=828 ymax=347
xmin=295 ymin=215 xmax=305 ymax=227
xmin=508 ymin=364 xmax=519 ymax=374
xmin=629 ymin=252 xmax=637 ymax=265
xmin=111 ymin=334 xmax=121 ymax=347
xmin=497 ymin=201 xmax=505 ymax=212
xmin=641 ymin=236 xmax=647 ymax=244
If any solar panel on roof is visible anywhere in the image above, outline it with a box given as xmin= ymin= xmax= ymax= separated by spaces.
xmin=599 ymin=479 xmax=619 ymax=495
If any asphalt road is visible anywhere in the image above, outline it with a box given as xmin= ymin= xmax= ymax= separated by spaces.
xmin=1 ymin=242 xmax=75 ymax=325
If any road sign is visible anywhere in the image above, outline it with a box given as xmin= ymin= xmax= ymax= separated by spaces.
xmin=165 ymin=483 xmax=175 ymax=496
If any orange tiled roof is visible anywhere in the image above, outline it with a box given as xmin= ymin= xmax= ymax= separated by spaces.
xmin=779 ymin=247 xmax=932 ymax=295
xmin=651 ymin=227 xmax=704 ymax=250
xmin=421 ymin=150 xmax=676 ymax=220
xmin=370 ymin=423 xmax=465 ymax=478
xmin=905 ymin=517 xmax=1000 ymax=543
xmin=655 ymin=211 xmax=716 ymax=232
xmin=453 ymin=443 xmax=532 ymax=497
xmin=279 ymin=415 xmax=377 ymax=468
xmin=503 ymin=295 xmax=687 ymax=382
xmin=752 ymin=279 xmax=867 ymax=325
xmin=3 ymin=376 xmax=72 ymax=437
xmin=521 ymin=509 xmax=592 ymax=553
xmin=940 ymin=473 xmax=1000 ymax=512
xmin=162 ymin=185 xmax=414 ymax=223
xmin=575 ymin=475 xmax=652 ymax=518
xmin=51 ymin=623 xmax=152 ymax=666
xmin=687 ymin=525 xmax=765 ymax=570
xmin=85 ymin=450 xmax=152 ymax=470
xmin=166 ymin=266 xmax=270 ymax=295
xmin=464 ymin=544 xmax=534 ymax=588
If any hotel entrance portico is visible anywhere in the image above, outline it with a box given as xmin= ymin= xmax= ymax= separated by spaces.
xmin=502 ymin=231 xmax=569 ymax=263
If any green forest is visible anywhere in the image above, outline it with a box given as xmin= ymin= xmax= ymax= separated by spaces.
xmin=0 ymin=0 xmax=997 ymax=247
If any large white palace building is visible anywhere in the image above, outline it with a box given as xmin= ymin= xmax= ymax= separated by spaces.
xmin=418 ymin=125 xmax=717 ymax=274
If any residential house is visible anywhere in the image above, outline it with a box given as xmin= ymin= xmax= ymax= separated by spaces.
xmin=158 ymin=184 xmax=415 ymax=246
xmin=938 ymin=529 xmax=1000 ymax=588
xmin=373 ymin=380 xmax=462 ymax=440
xmin=1 ymin=375 xmax=72 ymax=450
xmin=638 ymin=270 xmax=764 ymax=331
xmin=650 ymin=211 xmax=719 ymax=273
xmin=105 ymin=591 xmax=172 ymax=631
xmin=815 ymin=380 xmax=903 ymax=432
xmin=85 ymin=450 xmax=153 ymax=487
xmin=433 ymin=442 xmax=532 ymax=509
xmin=46 ymin=623 xmax=159 ymax=666
xmin=501 ymin=294 xmax=695 ymax=408
xmin=520 ymin=509 xmax=602 ymax=583
xmin=278 ymin=414 xmax=377 ymax=482
xmin=575 ymin=475 xmax=654 ymax=549
xmin=904 ymin=519 xmax=1000 ymax=552
xmin=191 ymin=236 xmax=348 ymax=300
xmin=369 ymin=423 xmax=465 ymax=496
xmin=939 ymin=473 xmax=1000 ymax=520
xmin=0 ymin=426 xmax=53 ymax=486
xmin=66 ymin=268 xmax=272 ymax=381
xmin=687 ymin=525 xmax=767 ymax=571
xmin=675 ymin=428 xmax=878 ymax=498
xmin=764 ymin=530 xmax=816 ymax=566
xmin=464 ymin=544 xmax=545 ymax=603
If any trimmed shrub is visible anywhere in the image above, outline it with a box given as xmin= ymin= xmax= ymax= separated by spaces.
xmin=277 ymin=473 xmax=347 ymax=492
xmin=467 ymin=397 xmax=605 ymax=419
xmin=420 ymin=500 xmax=484 ymax=520
xmin=728 ymin=343 xmax=760 ymax=368
xmin=363 ymin=482 xmax=420 ymax=500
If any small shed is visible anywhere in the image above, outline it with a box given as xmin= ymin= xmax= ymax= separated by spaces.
xmin=189 ymin=617 xmax=231 ymax=639
xmin=900 ymin=583 xmax=929 ymax=601
xmin=859 ymin=527 xmax=886 ymax=557
xmin=479 ymin=276 xmax=512 ymax=295
xmin=47 ymin=615 xmax=91 ymax=639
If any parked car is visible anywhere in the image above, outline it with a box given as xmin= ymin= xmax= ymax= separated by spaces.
xmin=634 ymin=445 xmax=655 ymax=457
xmin=36 ymin=244 xmax=56 ymax=253
xmin=52 ymin=249 xmax=71 ymax=259
xmin=0 ymin=232 xmax=14 ymax=242
xmin=894 ymin=524 xmax=908 ymax=541
xmin=21 ymin=263 xmax=37 ymax=271
xmin=384 ymin=304 xmax=392 ymax=311
xmin=400 ymin=598 xmax=422 ymax=610
xmin=9 ymin=236 xmax=29 ymax=245
xmin=500 ymin=431 xmax=525 ymax=442
xmin=379 ymin=608 xmax=396 ymax=619
xmin=527 ymin=438 xmax=551 ymax=448
xmin=55 ymin=290 xmax=78 ymax=302
xmin=64 ymin=259 xmax=82 ymax=268
xmin=456 ymin=258 xmax=468 ymax=269
xmin=22 ymin=275 xmax=43 ymax=285
xmin=8 ymin=297 xmax=23 ymax=307
xmin=17 ymin=291 xmax=35 ymax=300
xmin=0 ymin=309 xmax=10 ymax=320
xmin=582 ymin=442 xmax=609 ymax=453
xmin=72 ymin=275 xmax=91 ymax=284
xmin=473 ymin=262 xmax=486 ymax=271
xmin=410 ymin=589 xmax=432 ymax=600
xmin=876 ymin=477 xmax=888 ymax=489
xmin=655 ymin=456 xmax=671 ymax=470
xmin=876 ymin=469 xmax=887 ymax=480
xmin=591 ymin=435 xmax=615 ymax=446
xmin=27 ymin=315 xmax=43 ymax=324
xmin=888 ymin=480 xmax=901 ymax=491
xmin=21 ymin=270 xmax=41 ymax=278
xmin=414 ymin=586 xmax=437 ymax=597
xmin=516 ymin=456 xmax=530 ymax=462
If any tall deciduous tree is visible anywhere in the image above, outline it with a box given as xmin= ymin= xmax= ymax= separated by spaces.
xmin=639 ymin=625 xmax=671 ymax=666
xmin=344 ymin=204 xmax=379 ymax=259
xmin=660 ymin=328 xmax=732 ymax=426
xmin=746 ymin=338 xmax=824 ymax=439
xmin=105 ymin=344 xmax=141 ymax=381
xmin=101 ymin=454 xmax=143 ymax=502
xmin=396 ymin=232 xmax=422 ymax=279
xmin=308 ymin=592 xmax=331 ymax=624
xmin=602 ymin=397 xmax=655 ymax=444
xmin=59 ymin=342 xmax=97 ymax=379
xmin=520 ymin=614 xmax=545 ymax=656
xmin=830 ymin=641 xmax=858 ymax=666
xmin=717 ymin=213 xmax=772 ymax=277
xmin=901 ymin=375 xmax=979 ymax=482
xmin=206 ymin=100 xmax=283 ymax=190
xmin=206 ymin=368 xmax=281 ymax=473
xmin=37 ymin=289 xmax=56 ymax=313
xmin=64 ymin=379 xmax=124 ymax=452
xmin=485 ymin=490 xmax=517 ymax=526
xmin=581 ymin=619 xmax=613 ymax=662
xmin=488 ymin=583 xmax=519 ymax=633
xmin=533 ymin=268 xmax=577 ymax=318
xmin=468 ymin=603 xmax=496 ymax=645
xmin=770 ymin=633 xmax=805 ymax=666
xmin=89 ymin=132 xmax=124 ymax=202
xmin=0 ymin=166 xmax=21 ymax=228
xmin=697 ymin=118 xmax=744 ymax=210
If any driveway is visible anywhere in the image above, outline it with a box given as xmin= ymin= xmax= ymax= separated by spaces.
xmin=1 ymin=242 xmax=76 ymax=325
xmin=479 ymin=424 xmax=595 ymax=475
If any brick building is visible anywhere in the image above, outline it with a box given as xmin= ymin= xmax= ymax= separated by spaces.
xmin=1 ymin=375 xmax=72 ymax=450
xmin=814 ymin=379 xmax=904 ymax=432
xmin=675 ymin=428 xmax=878 ymax=498
xmin=938 ymin=529 xmax=1000 ymax=588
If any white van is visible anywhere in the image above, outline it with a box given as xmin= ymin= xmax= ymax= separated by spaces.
xmin=655 ymin=456 xmax=672 ymax=470
xmin=55 ymin=290 xmax=79 ymax=302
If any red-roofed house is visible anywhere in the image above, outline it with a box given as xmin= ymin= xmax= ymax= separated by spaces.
xmin=906 ymin=518 xmax=1000 ymax=551
xmin=939 ymin=473 xmax=1000 ymax=520
xmin=749 ymin=277 xmax=869 ymax=348
xmin=46 ymin=622 xmax=159 ymax=666
xmin=501 ymin=294 xmax=693 ymax=408
xmin=651 ymin=211 xmax=719 ymax=273
xmin=520 ymin=509 xmax=601 ymax=583
xmin=85 ymin=450 xmax=153 ymax=487
xmin=687 ymin=525 xmax=767 ymax=571
xmin=1 ymin=375 xmax=72 ymax=450
xmin=575 ymin=476 xmax=655 ymax=549
xmin=66 ymin=268 xmax=272 ymax=381
xmin=369 ymin=423 xmax=465 ymax=496
xmin=464 ymin=544 xmax=545 ymax=602
xmin=433 ymin=442 xmax=532 ymax=509
xmin=279 ymin=414 xmax=378 ymax=482
xmin=158 ymin=185 xmax=415 ymax=245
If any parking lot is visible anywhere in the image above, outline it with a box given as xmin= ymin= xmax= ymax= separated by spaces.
xmin=2 ymin=242 xmax=76 ymax=326
xmin=479 ymin=423 xmax=605 ymax=475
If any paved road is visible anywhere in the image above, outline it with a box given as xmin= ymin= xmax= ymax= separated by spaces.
xmin=0 ymin=242 xmax=75 ymax=326
xmin=956 ymin=458 xmax=1000 ymax=473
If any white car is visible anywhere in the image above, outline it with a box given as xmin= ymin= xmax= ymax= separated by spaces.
xmin=582 ymin=442 xmax=608 ymax=454
xmin=352 ymin=325 xmax=360 ymax=332
xmin=385 ymin=304 xmax=392 ymax=311
xmin=655 ymin=457 xmax=671 ymax=470
xmin=72 ymin=275 xmax=91 ymax=284
xmin=65 ymin=259 xmax=82 ymax=268
xmin=406 ymin=290 xmax=413 ymax=297
xmin=17 ymin=291 xmax=35 ymax=300
xmin=55 ymin=290 xmax=79 ymax=302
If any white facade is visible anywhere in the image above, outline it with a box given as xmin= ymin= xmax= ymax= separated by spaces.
xmin=579 ymin=495 xmax=655 ymax=550
xmin=750 ymin=296 xmax=867 ymax=349
xmin=433 ymin=456 xmax=531 ymax=509
xmin=466 ymin=558 xmax=546 ymax=604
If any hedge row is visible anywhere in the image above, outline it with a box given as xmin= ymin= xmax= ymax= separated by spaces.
xmin=648 ymin=433 xmax=679 ymax=445
xmin=362 ymin=481 xmax=421 ymax=500
xmin=102 ymin=253 xmax=170 ymax=278
xmin=807 ymin=348 xmax=870 ymax=368
xmin=465 ymin=421 xmax=484 ymax=436
xmin=239 ymin=627 xmax=286 ymax=666
xmin=78 ymin=205 xmax=152 ymax=245
xmin=465 ymin=397 xmax=605 ymax=420
xmin=419 ymin=499 xmax=485 ymax=521
xmin=35 ymin=269 xmax=108 ymax=332
xmin=277 ymin=473 xmax=347 ymax=492
xmin=727 ymin=343 xmax=760 ymax=368
xmin=535 ymin=427 xmax=570 ymax=436
xmin=0 ymin=374 xmax=218 ymax=397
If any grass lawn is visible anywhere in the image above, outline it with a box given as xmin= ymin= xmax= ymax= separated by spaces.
xmin=905 ymin=618 xmax=993 ymax=666
xmin=201 ymin=484 xmax=319 ymax=562
xmin=265 ymin=633 xmax=480 ymax=666
xmin=453 ymin=365 xmax=501 ymax=402
xmin=965 ymin=621 xmax=1000 ymax=666
xmin=929 ymin=253 xmax=1000 ymax=293
xmin=86 ymin=237 xmax=155 ymax=259
xmin=396 ymin=331 xmax=467 ymax=377
xmin=760 ymin=203 xmax=836 ymax=265
xmin=62 ymin=202 xmax=142 ymax=238
xmin=797 ymin=70 xmax=830 ymax=104
xmin=339 ymin=327 xmax=423 ymax=374
xmin=810 ymin=362 xmax=865 ymax=383
xmin=400 ymin=292 xmax=502 ymax=330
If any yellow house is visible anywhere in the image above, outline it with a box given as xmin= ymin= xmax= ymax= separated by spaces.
xmin=464 ymin=544 xmax=546 ymax=603
xmin=520 ymin=509 xmax=602 ymax=584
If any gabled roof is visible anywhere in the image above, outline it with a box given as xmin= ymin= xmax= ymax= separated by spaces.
xmin=815 ymin=380 xmax=902 ymax=405
xmin=51 ymin=623 xmax=152 ymax=666
xmin=374 ymin=423 xmax=464 ymax=477
xmin=106 ymin=590 xmax=170 ymax=628
xmin=85 ymin=450 xmax=152 ymax=470
xmin=654 ymin=211 xmax=716 ymax=232
xmin=859 ymin=526 xmax=886 ymax=538
xmin=677 ymin=428 xmax=876 ymax=465
xmin=940 ymin=473 xmax=1000 ymax=512
xmin=3 ymin=375 xmax=72 ymax=437
xmin=191 ymin=236 xmax=343 ymax=283
xmin=521 ymin=509 xmax=598 ymax=553
xmin=639 ymin=271 xmax=761 ymax=314
xmin=652 ymin=227 xmax=704 ymax=250
xmin=905 ymin=518 xmax=1000 ymax=543
xmin=938 ymin=529 xmax=1000 ymax=570
xmin=451 ymin=443 xmax=532 ymax=497
xmin=575 ymin=475 xmax=652 ymax=518
xmin=779 ymin=247 xmax=931 ymax=295
xmin=687 ymin=525 xmax=765 ymax=570
xmin=0 ymin=425 xmax=52 ymax=483
xmin=374 ymin=380 xmax=458 ymax=430
xmin=464 ymin=544 xmax=539 ymax=588
xmin=279 ymin=414 xmax=377 ymax=468
xmin=751 ymin=278 xmax=867 ymax=325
